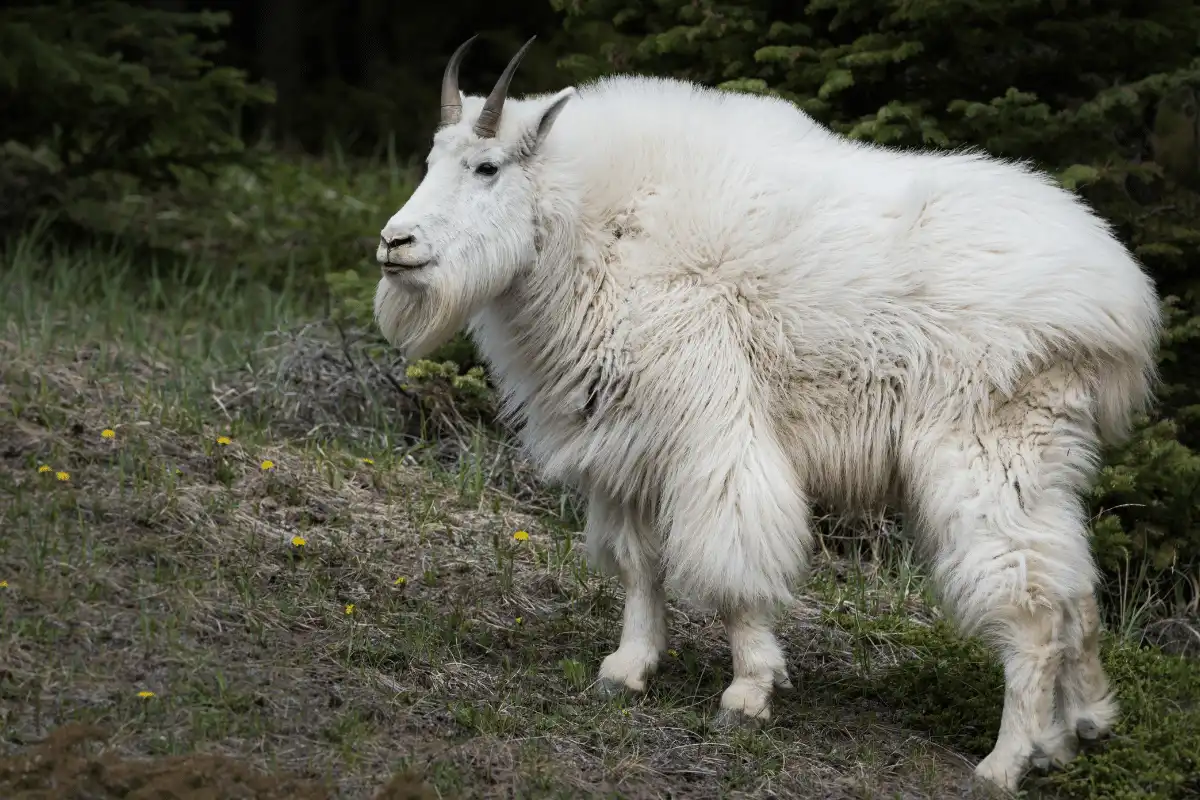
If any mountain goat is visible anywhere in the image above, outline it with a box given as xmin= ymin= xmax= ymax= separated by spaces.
xmin=373 ymin=35 xmax=1162 ymax=792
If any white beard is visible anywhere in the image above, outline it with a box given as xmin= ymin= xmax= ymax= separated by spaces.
xmin=373 ymin=275 xmax=473 ymax=361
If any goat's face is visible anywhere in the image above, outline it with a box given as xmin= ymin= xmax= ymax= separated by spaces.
xmin=373 ymin=35 xmax=573 ymax=360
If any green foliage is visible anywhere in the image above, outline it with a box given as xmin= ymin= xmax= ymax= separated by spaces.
xmin=0 ymin=1 xmax=273 ymax=236
xmin=405 ymin=360 xmax=493 ymax=417
xmin=1 ymin=140 xmax=417 ymax=302
xmin=1092 ymin=418 xmax=1200 ymax=574
xmin=555 ymin=0 xmax=1200 ymax=600
xmin=326 ymin=268 xmax=382 ymax=335
xmin=99 ymin=150 xmax=414 ymax=296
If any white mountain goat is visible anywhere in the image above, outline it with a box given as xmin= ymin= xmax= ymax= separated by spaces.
xmin=373 ymin=36 xmax=1162 ymax=792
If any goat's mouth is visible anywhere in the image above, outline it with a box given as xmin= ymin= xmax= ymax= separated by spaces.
xmin=381 ymin=260 xmax=432 ymax=275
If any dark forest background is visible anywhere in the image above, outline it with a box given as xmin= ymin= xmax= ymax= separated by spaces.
xmin=3 ymin=0 xmax=1200 ymax=615
xmin=160 ymin=0 xmax=572 ymax=156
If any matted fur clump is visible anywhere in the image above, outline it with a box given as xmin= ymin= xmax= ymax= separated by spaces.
xmin=370 ymin=36 xmax=1162 ymax=793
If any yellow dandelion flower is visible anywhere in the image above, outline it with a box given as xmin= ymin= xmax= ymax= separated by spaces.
xmin=291 ymin=535 xmax=306 ymax=547
xmin=37 ymin=464 xmax=51 ymax=473
xmin=515 ymin=616 xmax=523 ymax=624
xmin=55 ymin=471 xmax=70 ymax=482
xmin=668 ymin=649 xmax=679 ymax=658
xmin=344 ymin=604 xmax=355 ymax=615
xmin=216 ymin=435 xmax=232 ymax=446
xmin=361 ymin=457 xmax=374 ymax=465
xmin=101 ymin=428 xmax=115 ymax=439
xmin=393 ymin=576 xmax=407 ymax=585
xmin=0 ymin=580 xmax=8 ymax=589
xmin=513 ymin=530 xmax=529 ymax=542
xmin=260 ymin=459 xmax=275 ymax=471
xmin=137 ymin=690 xmax=155 ymax=699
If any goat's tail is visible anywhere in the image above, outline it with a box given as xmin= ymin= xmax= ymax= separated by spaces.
xmin=1089 ymin=279 xmax=1162 ymax=448
xmin=1092 ymin=354 xmax=1157 ymax=447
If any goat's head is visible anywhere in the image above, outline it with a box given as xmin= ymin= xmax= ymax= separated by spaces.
xmin=374 ymin=35 xmax=575 ymax=359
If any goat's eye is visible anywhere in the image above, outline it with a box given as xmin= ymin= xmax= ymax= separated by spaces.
xmin=475 ymin=162 xmax=499 ymax=177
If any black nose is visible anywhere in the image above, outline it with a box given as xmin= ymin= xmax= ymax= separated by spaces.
xmin=385 ymin=235 xmax=414 ymax=249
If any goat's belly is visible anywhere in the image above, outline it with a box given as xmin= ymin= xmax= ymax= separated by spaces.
xmin=515 ymin=368 xmax=909 ymax=515
xmin=774 ymin=380 xmax=904 ymax=513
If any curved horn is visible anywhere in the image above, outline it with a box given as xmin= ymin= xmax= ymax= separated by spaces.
xmin=473 ymin=35 xmax=537 ymax=138
xmin=440 ymin=35 xmax=477 ymax=127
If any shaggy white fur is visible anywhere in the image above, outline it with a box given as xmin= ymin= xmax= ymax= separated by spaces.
xmin=374 ymin=54 xmax=1161 ymax=793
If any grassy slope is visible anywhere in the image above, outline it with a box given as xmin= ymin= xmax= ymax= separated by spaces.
xmin=1 ymin=235 xmax=1197 ymax=800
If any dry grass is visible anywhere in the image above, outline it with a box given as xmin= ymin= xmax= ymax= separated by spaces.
xmin=1 ymin=237 xmax=1197 ymax=799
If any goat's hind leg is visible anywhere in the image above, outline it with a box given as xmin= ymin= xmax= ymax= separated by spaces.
xmin=1057 ymin=590 xmax=1118 ymax=744
xmin=911 ymin=454 xmax=1100 ymax=789
xmin=925 ymin=518 xmax=1084 ymax=792
xmin=587 ymin=494 xmax=669 ymax=697
xmin=907 ymin=364 xmax=1121 ymax=791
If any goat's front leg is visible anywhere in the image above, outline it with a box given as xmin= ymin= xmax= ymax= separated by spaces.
xmin=587 ymin=495 xmax=668 ymax=696
xmin=595 ymin=561 xmax=668 ymax=695
xmin=713 ymin=602 xmax=792 ymax=727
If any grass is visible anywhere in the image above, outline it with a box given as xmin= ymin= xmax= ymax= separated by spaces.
xmin=1 ymin=229 xmax=1198 ymax=800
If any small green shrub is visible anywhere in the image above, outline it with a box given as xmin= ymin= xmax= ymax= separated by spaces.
xmin=404 ymin=359 xmax=494 ymax=421
xmin=21 ymin=146 xmax=413 ymax=300
xmin=1092 ymin=417 xmax=1200 ymax=575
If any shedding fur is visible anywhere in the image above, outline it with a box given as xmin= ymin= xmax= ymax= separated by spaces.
xmin=373 ymin=66 xmax=1161 ymax=793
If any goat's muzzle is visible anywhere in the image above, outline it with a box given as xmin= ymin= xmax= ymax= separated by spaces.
xmin=377 ymin=234 xmax=431 ymax=273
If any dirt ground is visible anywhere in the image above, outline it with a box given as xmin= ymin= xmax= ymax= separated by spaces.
xmin=0 ymin=722 xmax=441 ymax=799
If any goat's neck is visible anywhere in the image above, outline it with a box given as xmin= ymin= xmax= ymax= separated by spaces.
xmin=483 ymin=197 xmax=615 ymax=414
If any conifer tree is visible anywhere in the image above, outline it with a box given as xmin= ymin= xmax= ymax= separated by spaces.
xmin=0 ymin=1 xmax=273 ymax=234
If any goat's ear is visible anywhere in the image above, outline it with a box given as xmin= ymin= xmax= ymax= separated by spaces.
xmin=518 ymin=87 xmax=576 ymax=159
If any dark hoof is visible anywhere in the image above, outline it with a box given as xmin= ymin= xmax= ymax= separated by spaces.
xmin=1076 ymin=718 xmax=1109 ymax=742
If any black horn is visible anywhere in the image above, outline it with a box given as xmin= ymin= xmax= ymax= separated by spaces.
xmin=440 ymin=35 xmax=477 ymax=127
xmin=473 ymin=35 xmax=537 ymax=138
